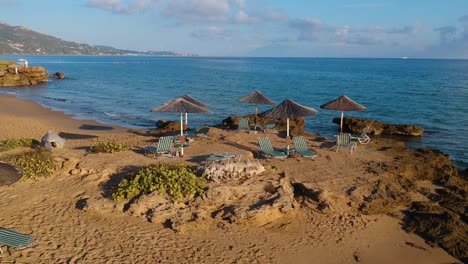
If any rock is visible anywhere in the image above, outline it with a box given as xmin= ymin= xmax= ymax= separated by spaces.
xmin=154 ymin=120 xmax=185 ymax=133
xmin=169 ymin=208 xmax=212 ymax=233
xmin=0 ymin=63 xmax=48 ymax=86
xmin=332 ymin=117 xmax=424 ymax=136
xmin=83 ymin=197 xmax=117 ymax=214
xmin=53 ymin=72 xmax=65 ymax=79
xmin=218 ymin=177 xmax=297 ymax=226
xmin=127 ymin=192 xmax=170 ymax=217
xmin=222 ymin=115 xmax=307 ymax=135
xmin=359 ymin=178 xmax=412 ymax=215
xmin=292 ymin=183 xmax=342 ymax=213
xmin=200 ymin=159 xmax=265 ymax=183
xmin=41 ymin=130 xmax=66 ymax=150
xmin=403 ymin=202 xmax=467 ymax=262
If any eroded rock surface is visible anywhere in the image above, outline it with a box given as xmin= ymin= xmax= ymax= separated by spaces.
xmin=333 ymin=117 xmax=424 ymax=136
xmin=0 ymin=61 xmax=48 ymax=86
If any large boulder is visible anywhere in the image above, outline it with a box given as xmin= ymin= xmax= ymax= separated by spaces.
xmin=41 ymin=130 xmax=66 ymax=150
xmin=332 ymin=117 xmax=424 ymax=136
xmin=0 ymin=64 xmax=49 ymax=86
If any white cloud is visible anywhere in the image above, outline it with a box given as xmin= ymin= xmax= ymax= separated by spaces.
xmin=85 ymin=0 xmax=158 ymax=14
xmin=234 ymin=10 xmax=258 ymax=24
xmin=289 ymin=18 xmax=327 ymax=41
xmin=163 ymin=0 xmax=232 ymax=22
xmin=190 ymin=26 xmax=233 ymax=40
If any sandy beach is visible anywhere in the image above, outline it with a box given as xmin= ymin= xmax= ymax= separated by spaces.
xmin=0 ymin=94 xmax=462 ymax=263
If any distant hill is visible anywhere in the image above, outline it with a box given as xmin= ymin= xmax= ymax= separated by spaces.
xmin=0 ymin=22 xmax=197 ymax=56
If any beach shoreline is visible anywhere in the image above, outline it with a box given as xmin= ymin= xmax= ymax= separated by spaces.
xmin=0 ymin=94 xmax=463 ymax=263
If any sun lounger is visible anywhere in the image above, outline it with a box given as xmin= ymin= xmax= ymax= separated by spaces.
xmin=351 ymin=125 xmax=371 ymax=144
xmin=336 ymin=133 xmax=357 ymax=153
xmin=0 ymin=227 xmax=37 ymax=254
xmin=258 ymin=137 xmax=287 ymax=159
xmin=145 ymin=136 xmax=173 ymax=157
xmin=238 ymin=118 xmax=250 ymax=132
xmin=292 ymin=136 xmax=316 ymax=158
xmin=263 ymin=120 xmax=277 ymax=133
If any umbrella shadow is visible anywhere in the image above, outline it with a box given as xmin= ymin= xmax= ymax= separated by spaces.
xmin=59 ymin=132 xmax=98 ymax=140
xmin=186 ymin=154 xmax=213 ymax=163
xmin=224 ymin=141 xmax=255 ymax=152
xmin=79 ymin=124 xmax=114 ymax=131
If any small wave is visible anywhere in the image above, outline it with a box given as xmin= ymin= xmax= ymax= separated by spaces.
xmin=43 ymin=96 xmax=72 ymax=103
xmin=104 ymin=111 xmax=121 ymax=118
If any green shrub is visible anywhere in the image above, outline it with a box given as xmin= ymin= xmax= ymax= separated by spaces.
xmin=2 ymin=150 xmax=54 ymax=180
xmin=0 ymin=138 xmax=40 ymax=152
xmin=112 ymin=163 xmax=207 ymax=201
xmin=88 ymin=141 xmax=129 ymax=154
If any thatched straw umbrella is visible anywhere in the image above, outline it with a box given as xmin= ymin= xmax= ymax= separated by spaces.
xmin=262 ymin=99 xmax=318 ymax=150
xmin=179 ymin=94 xmax=209 ymax=125
xmin=151 ymin=98 xmax=211 ymax=155
xmin=320 ymin=95 xmax=367 ymax=132
xmin=237 ymin=90 xmax=275 ymax=131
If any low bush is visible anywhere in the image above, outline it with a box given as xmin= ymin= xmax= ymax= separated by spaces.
xmin=112 ymin=163 xmax=207 ymax=201
xmin=0 ymin=138 xmax=40 ymax=152
xmin=2 ymin=150 xmax=54 ymax=180
xmin=88 ymin=141 xmax=129 ymax=154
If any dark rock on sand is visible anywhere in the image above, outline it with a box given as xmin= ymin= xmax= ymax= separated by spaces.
xmin=332 ymin=117 xmax=424 ymax=136
xmin=403 ymin=202 xmax=467 ymax=263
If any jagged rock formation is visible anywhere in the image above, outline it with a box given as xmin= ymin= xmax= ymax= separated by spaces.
xmin=222 ymin=115 xmax=307 ymax=135
xmin=333 ymin=116 xmax=424 ymax=136
xmin=0 ymin=60 xmax=48 ymax=86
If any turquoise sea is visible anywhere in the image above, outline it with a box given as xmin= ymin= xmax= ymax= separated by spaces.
xmin=1 ymin=55 xmax=467 ymax=168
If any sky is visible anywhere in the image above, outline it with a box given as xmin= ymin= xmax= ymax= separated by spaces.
xmin=1 ymin=0 xmax=467 ymax=58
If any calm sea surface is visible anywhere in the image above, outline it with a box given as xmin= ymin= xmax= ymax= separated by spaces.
xmin=1 ymin=56 xmax=467 ymax=167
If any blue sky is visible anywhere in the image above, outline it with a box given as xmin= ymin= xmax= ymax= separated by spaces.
xmin=1 ymin=0 xmax=467 ymax=58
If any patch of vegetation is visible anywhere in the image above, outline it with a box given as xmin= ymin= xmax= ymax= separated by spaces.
xmin=112 ymin=163 xmax=207 ymax=202
xmin=0 ymin=138 xmax=40 ymax=152
xmin=1 ymin=150 xmax=54 ymax=180
xmin=88 ymin=141 xmax=129 ymax=154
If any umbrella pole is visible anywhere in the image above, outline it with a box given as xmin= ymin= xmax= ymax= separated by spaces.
xmin=180 ymin=113 xmax=184 ymax=156
xmin=185 ymin=113 xmax=188 ymax=125
xmin=287 ymin=118 xmax=290 ymax=154
xmin=340 ymin=111 xmax=344 ymax=133
xmin=254 ymin=104 xmax=258 ymax=131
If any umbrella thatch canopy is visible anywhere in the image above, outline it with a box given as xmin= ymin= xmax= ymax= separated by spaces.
xmin=237 ymin=90 xmax=275 ymax=130
xmin=180 ymin=94 xmax=208 ymax=108
xmin=151 ymin=97 xmax=211 ymax=156
xmin=179 ymin=94 xmax=208 ymax=125
xmin=320 ymin=95 xmax=366 ymax=132
xmin=262 ymin=99 xmax=318 ymax=150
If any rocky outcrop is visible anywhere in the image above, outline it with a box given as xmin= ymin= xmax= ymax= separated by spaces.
xmin=332 ymin=117 xmax=424 ymax=136
xmin=222 ymin=115 xmax=307 ymax=135
xmin=0 ymin=61 xmax=48 ymax=86
xmin=200 ymin=159 xmax=265 ymax=183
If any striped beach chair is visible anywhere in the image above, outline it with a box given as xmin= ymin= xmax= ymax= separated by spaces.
xmin=336 ymin=133 xmax=357 ymax=153
xmin=258 ymin=137 xmax=287 ymax=159
xmin=145 ymin=136 xmax=173 ymax=157
xmin=238 ymin=118 xmax=250 ymax=132
xmin=292 ymin=136 xmax=316 ymax=158
xmin=0 ymin=227 xmax=37 ymax=254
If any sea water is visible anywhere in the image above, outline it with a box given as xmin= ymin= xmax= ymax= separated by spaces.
xmin=1 ymin=55 xmax=467 ymax=168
